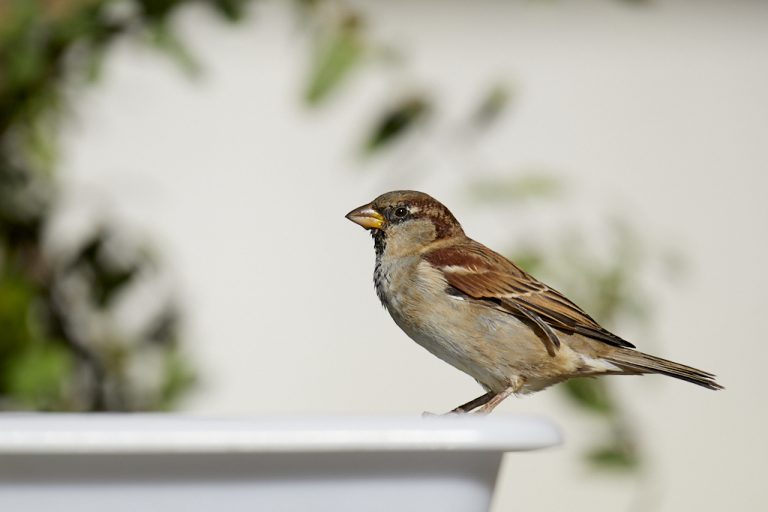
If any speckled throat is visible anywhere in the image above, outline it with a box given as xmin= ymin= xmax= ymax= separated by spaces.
xmin=371 ymin=229 xmax=390 ymax=308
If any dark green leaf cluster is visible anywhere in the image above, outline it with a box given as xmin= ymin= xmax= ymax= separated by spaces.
xmin=0 ymin=0 xmax=250 ymax=411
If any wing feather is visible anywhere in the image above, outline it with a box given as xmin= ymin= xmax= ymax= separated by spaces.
xmin=423 ymin=240 xmax=635 ymax=351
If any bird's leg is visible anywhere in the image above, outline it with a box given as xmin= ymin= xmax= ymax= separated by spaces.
xmin=472 ymin=378 xmax=524 ymax=415
xmin=447 ymin=391 xmax=497 ymax=414
xmin=473 ymin=388 xmax=514 ymax=414
xmin=421 ymin=391 xmax=496 ymax=416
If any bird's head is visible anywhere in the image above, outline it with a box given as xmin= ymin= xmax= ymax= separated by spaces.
xmin=345 ymin=190 xmax=464 ymax=255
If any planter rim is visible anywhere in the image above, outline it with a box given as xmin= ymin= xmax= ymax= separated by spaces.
xmin=0 ymin=413 xmax=561 ymax=455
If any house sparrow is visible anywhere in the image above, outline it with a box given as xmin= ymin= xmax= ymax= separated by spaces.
xmin=346 ymin=190 xmax=722 ymax=414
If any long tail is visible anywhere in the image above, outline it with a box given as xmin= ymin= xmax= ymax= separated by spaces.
xmin=605 ymin=348 xmax=723 ymax=390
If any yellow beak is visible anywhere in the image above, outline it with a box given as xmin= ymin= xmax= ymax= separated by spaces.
xmin=345 ymin=203 xmax=385 ymax=230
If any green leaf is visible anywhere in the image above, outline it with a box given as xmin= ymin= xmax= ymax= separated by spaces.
xmin=467 ymin=174 xmax=563 ymax=204
xmin=304 ymin=15 xmax=364 ymax=105
xmin=157 ymin=348 xmax=196 ymax=410
xmin=148 ymin=22 xmax=201 ymax=77
xmin=472 ymin=83 xmax=511 ymax=128
xmin=509 ymin=248 xmax=545 ymax=275
xmin=0 ymin=268 xmax=39 ymax=384
xmin=212 ymin=0 xmax=247 ymax=22
xmin=587 ymin=444 xmax=640 ymax=470
xmin=363 ymin=95 xmax=430 ymax=154
xmin=561 ymin=378 xmax=615 ymax=415
xmin=5 ymin=342 xmax=73 ymax=410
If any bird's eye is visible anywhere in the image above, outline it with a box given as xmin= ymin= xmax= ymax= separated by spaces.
xmin=394 ymin=206 xmax=408 ymax=218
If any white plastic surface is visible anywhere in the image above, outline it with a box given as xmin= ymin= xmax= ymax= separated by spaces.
xmin=0 ymin=414 xmax=560 ymax=512
xmin=0 ymin=414 xmax=560 ymax=453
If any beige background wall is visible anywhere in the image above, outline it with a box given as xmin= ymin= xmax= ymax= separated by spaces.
xmin=58 ymin=1 xmax=767 ymax=510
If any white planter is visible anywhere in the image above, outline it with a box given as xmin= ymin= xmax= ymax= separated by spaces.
xmin=0 ymin=414 xmax=560 ymax=512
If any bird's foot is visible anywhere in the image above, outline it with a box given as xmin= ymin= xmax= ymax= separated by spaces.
xmin=423 ymin=384 xmax=521 ymax=417
xmin=449 ymin=390 xmax=496 ymax=414
xmin=421 ymin=410 xmax=464 ymax=417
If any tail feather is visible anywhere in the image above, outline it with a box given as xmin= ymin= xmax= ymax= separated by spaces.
xmin=605 ymin=349 xmax=723 ymax=390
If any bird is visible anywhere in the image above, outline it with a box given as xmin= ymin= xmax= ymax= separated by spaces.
xmin=345 ymin=190 xmax=722 ymax=414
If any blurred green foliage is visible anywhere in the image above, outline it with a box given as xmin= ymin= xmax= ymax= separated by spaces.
xmin=0 ymin=0 xmax=252 ymax=411
xmin=467 ymin=174 xmax=563 ymax=204
xmin=304 ymin=10 xmax=364 ymax=105
xmin=471 ymin=83 xmax=512 ymax=129
xmin=364 ymin=95 xmax=431 ymax=154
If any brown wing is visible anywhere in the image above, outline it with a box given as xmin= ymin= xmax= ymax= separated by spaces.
xmin=424 ymin=239 xmax=635 ymax=354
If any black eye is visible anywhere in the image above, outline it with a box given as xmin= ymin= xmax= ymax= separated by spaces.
xmin=394 ymin=206 xmax=408 ymax=218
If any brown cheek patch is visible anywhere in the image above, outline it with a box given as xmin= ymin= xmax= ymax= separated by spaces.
xmin=408 ymin=201 xmax=462 ymax=239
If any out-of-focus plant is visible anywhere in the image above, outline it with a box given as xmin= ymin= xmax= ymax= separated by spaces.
xmin=0 ymin=0 xmax=252 ymax=410
xmin=303 ymin=6 xmax=365 ymax=105
xmin=363 ymin=95 xmax=432 ymax=154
